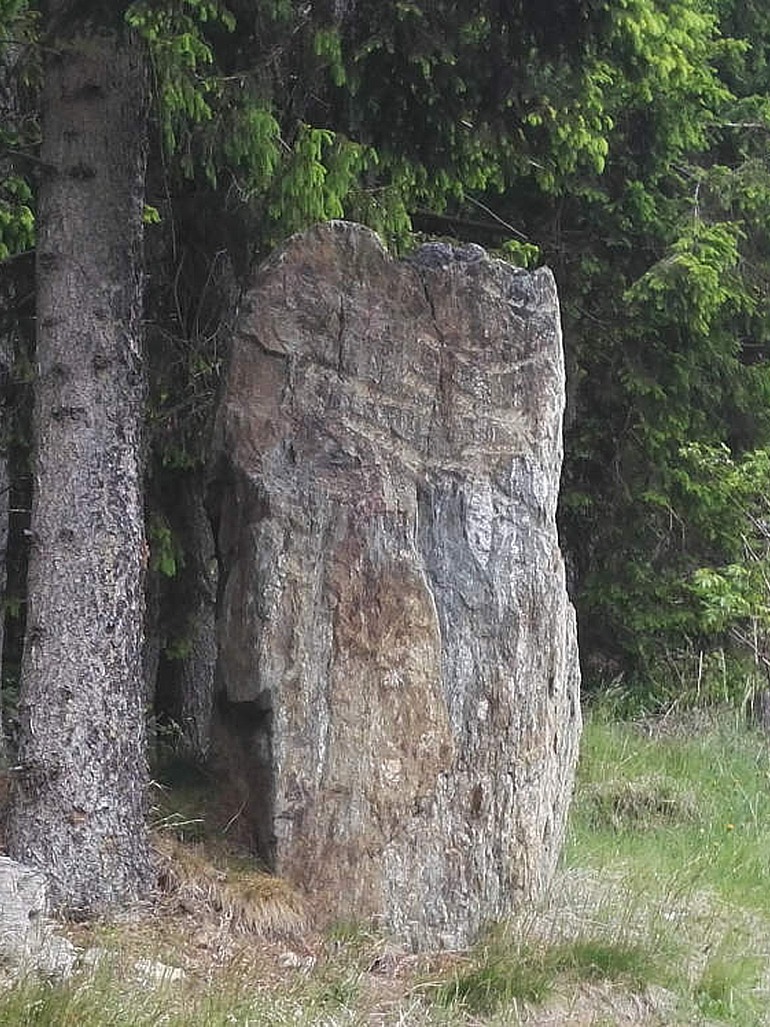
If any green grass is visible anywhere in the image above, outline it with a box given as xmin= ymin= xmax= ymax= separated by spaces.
xmin=569 ymin=707 xmax=770 ymax=913
xmin=3 ymin=704 xmax=770 ymax=1024
xmin=435 ymin=932 xmax=661 ymax=1015
xmin=695 ymin=942 xmax=764 ymax=1024
xmin=561 ymin=704 xmax=770 ymax=1024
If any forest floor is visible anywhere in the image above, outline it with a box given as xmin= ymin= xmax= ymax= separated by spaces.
xmin=3 ymin=704 xmax=770 ymax=1026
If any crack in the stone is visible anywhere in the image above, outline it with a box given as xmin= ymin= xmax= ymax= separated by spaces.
xmin=336 ymin=295 xmax=346 ymax=378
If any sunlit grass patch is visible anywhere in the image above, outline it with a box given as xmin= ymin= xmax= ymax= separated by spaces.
xmin=432 ymin=926 xmax=663 ymax=1017
xmin=436 ymin=945 xmax=553 ymax=1013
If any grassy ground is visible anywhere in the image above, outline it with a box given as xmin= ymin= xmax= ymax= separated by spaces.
xmin=4 ymin=705 xmax=770 ymax=1025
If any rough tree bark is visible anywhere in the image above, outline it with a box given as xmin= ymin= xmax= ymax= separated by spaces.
xmin=173 ymin=476 xmax=218 ymax=760
xmin=0 ymin=301 xmax=9 ymax=768
xmin=7 ymin=5 xmax=153 ymax=913
xmin=0 ymin=37 xmax=22 ymax=768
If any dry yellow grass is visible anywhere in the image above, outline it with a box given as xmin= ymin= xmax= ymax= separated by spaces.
xmin=152 ymin=833 xmax=309 ymax=942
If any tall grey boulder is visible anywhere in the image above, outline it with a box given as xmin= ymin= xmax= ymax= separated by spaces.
xmin=211 ymin=221 xmax=581 ymax=949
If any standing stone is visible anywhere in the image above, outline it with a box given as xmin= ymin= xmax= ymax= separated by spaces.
xmin=211 ymin=221 xmax=581 ymax=950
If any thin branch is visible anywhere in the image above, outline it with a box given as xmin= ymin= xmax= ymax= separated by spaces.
xmin=463 ymin=193 xmax=529 ymax=240
xmin=717 ymin=122 xmax=770 ymax=131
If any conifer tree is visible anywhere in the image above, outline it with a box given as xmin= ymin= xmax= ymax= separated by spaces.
xmin=5 ymin=1 xmax=153 ymax=912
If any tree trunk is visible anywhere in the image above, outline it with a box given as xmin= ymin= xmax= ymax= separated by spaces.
xmin=149 ymin=472 xmax=218 ymax=763
xmin=171 ymin=474 xmax=218 ymax=761
xmin=0 ymin=35 xmax=23 ymax=769
xmin=7 ymin=10 xmax=153 ymax=914
xmin=0 ymin=315 xmax=8 ymax=768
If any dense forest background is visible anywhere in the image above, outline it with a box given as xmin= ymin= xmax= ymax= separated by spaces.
xmin=4 ymin=0 xmax=770 ymax=909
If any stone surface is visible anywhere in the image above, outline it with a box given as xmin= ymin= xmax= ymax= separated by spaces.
xmin=0 ymin=856 xmax=76 ymax=976
xmin=132 ymin=956 xmax=187 ymax=985
xmin=211 ymin=221 xmax=581 ymax=950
